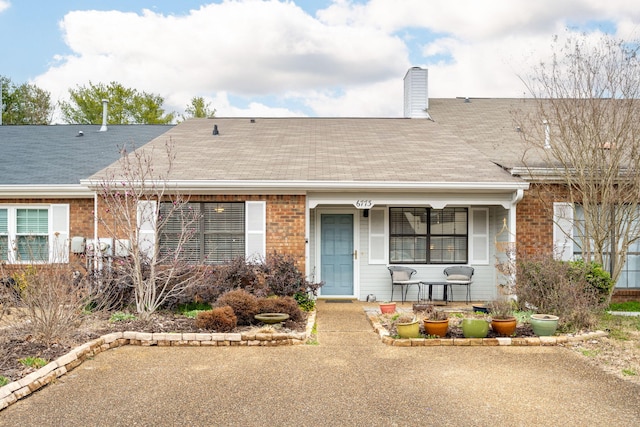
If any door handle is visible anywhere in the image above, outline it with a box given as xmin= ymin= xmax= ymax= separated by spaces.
xmin=354 ymin=250 xmax=358 ymax=260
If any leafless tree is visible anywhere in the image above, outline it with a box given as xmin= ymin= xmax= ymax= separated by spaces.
xmin=95 ymin=139 xmax=205 ymax=320
xmin=515 ymin=33 xmax=640 ymax=287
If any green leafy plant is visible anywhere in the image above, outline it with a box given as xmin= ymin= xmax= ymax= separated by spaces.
xmin=19 ymin=356 xmax=48 ymax=368
xmin=293 ymin=291 xmax=316 ymax=312
xmin=0 ymin=375 xmax=9 ymax=386
xmin=622 ymin=368 xmax=637 ymax=376
xmin=109 ymin=312 xmax=137 ymax=322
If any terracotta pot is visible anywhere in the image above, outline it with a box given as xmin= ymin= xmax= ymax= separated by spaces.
xmin=491 ymin=317 xmax=517 ymax=336
xmin=462 ymin=318 xmax=490 ymax=338
xmin=396 ymin=320 xmax=421 ymax=338
xmin=423 ymin=318 xmax=449 ymax=337
xmin=379 ymin=302 xmax=396 ymax=314
xmin=530 ymin=314 xmax=559 ymax=336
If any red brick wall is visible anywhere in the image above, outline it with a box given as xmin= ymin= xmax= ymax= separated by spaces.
xmin=1 ymin=195 xmax=307 ymax=271
xmin=516 ymin=184 xmax=568 ymax=256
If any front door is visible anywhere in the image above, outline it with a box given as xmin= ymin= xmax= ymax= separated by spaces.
xmin=320 ymin=214 xmax=354 ymax=296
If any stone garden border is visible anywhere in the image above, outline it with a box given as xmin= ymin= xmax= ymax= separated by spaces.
xmin=0 ymin=310 xmax=316 ymax=412
xmin=364 ymin=308 xmax=608 ymax=347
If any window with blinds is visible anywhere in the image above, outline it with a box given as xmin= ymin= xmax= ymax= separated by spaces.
xmin=0 ymin=209 xmax=7 ymax=261
xmin=389 ymin=207 xmax=468 ymax=264
xmin=16 ymin=208 xmax=49 ymax=262
xmin=159 ymin=202 xmax=245 ymax=264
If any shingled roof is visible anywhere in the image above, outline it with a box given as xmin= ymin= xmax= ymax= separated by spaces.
xmin=0 ymin=124 xmax=173 ymax=186
xmin=88 ymin=113 xmax=526 ymax=190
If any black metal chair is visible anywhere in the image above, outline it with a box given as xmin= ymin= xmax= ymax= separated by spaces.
xmin=444 ymin=266 xmax=474 ymax=304
xmin=388 ymin=266 xmax=421 ymax=303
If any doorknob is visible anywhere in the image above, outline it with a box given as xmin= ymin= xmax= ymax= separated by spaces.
xmin=354 ymin=250 xmax=358 ymax=260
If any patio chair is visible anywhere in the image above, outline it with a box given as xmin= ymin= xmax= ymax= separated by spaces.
xmin=388 ymin=266 xmax=421 ymax=303
xmin=444 ymin=266 xmax=474 ymax=304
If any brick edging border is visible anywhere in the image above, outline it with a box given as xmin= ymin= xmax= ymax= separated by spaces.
xmin=0 ymin=310 xmax=316 ymax=412
xmin=365 ymin=309 xmax=608 ymax=347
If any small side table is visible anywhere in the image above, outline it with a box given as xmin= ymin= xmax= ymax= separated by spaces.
xmin=419 ymin=281 xmax=451 ymax=304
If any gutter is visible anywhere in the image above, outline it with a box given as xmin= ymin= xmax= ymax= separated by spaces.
xmin=0 ymin=185 xmax=95 ymax=198
xmin=80 ymin=179 xmax=530 ymax=193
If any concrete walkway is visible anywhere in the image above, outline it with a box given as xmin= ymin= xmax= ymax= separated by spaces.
xmin=1 ymin=300 xmax=640 ymax=426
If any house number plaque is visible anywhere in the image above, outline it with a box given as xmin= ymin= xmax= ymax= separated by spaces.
xmin=354 ymin=199 xmax=373 ymax=209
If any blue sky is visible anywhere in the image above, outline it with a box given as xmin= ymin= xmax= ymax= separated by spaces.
xmin=1 ymin=0 xmax=638 ymax=122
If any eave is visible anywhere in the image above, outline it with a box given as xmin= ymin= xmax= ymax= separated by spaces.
xmin=0 ymin=185 xmax=95 ymax=199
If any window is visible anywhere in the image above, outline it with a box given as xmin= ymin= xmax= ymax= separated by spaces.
xmin=0 ymin=209 xmax=7 ymax=261
xmin=0 ymin=207 xmax=52 ymax=262
xmin=160 ymin=202 xmax=245 ymax=264
xmin=389 ymin=207 xmax=468 ymax=264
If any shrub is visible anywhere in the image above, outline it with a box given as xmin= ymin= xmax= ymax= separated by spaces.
xmin=3 ymin=263 xmax=90 ymax=345
xmin=214 ymin=289 xmax=259 ymax=326
xmin=293 ymin=291 xmax=316 ymax=312
xmin=257 ymin=296 xmax=304 ymax=323
xmin=195 ymin=306 xmax=237 ymax=332
xmin=568 ymin=260 xmax=614 ymax=303
xmin=516 ymin=253 xmax=606 ymax=331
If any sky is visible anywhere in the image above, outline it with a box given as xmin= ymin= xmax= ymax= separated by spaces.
xmin=0 ymin=0 xmax=639 ymax=122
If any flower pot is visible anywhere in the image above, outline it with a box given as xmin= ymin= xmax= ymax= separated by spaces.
xmin=472 ymin=305 xmax=489 ymax=314
xmin=491 ymin=317 xmax=517 ymax=337
xmin=396 ymin=320 xmax=421 ymax=338
xmin=379 ymin=302 xmax=396 ymax=314
xmin=530 ymin=314 xmax=559 ymax=336
xmin=462 ymin=318 xmax=490 ymax=338
xmin=423 ymin=318 xmax=449 ymax=337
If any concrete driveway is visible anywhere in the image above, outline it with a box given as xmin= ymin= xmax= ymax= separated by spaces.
xmin=1 ymin=300 xmax=639 ymax=426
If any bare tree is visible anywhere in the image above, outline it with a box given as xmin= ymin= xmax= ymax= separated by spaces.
xmin=95 ymin=139 xmax=205 ymax=320
xmin=516 ymin=33 xmax=640 ymax=288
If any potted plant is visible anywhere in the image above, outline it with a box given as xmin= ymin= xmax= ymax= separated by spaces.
xmin=461 ymin=312 xmax=490 ymax=338
xmin=394 ymin=313 xmax=420 ymax=338
xmin=529 ymin=314 xmax=559 ymax=336
xmin=422 ymin=307 xmax=449 ymax=337
xmin=487 ymin=298 xmax=517 ymax=336
xmin=379 ymin=301 xmax=396 ymax=314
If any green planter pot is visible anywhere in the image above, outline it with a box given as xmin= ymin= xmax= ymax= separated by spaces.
xmin=462 ymin=318 xmax=490 ymax=338
xmin=396 ymin=320 xmax=421 ymax=338
xmin=530 ymin=314 xmax=559 ymax=336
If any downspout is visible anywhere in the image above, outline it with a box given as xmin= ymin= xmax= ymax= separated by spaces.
xmin=509 ymin=189 xmax=524 ymax=239
xmin=94 ymin=191 xmax=99 ymax=272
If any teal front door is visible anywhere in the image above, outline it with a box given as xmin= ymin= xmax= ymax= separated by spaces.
xmin=320 ymin=214 xmax=354 ymax=296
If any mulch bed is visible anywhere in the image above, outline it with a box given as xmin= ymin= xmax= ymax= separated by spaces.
xmin=0 ymin=310 xmax=306 ymax=383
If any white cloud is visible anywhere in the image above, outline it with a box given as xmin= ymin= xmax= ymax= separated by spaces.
xmin=0 ymin=1 xmax=10 ymax=13
xmin=32 ymin=0 xmax=640 ymax=120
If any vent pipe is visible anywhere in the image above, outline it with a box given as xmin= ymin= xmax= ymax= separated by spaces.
xmin=99 ymin=99 xmax=108 ymax=132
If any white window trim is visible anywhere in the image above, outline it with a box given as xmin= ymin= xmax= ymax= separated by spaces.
xmin=0 ymin=204 xmax=70 ymax=264
xmin=469 ymin=207 xmax=490 ymax=265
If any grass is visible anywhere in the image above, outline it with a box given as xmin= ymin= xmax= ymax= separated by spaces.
xmin=0 ymin=376 xmax=9 ymax=386
xmin=596 ymin=312 xmax=640 ymax=341
xmin=608 ymin=301 xmax=640 ymax=312
xmin=109 ymin=312 xmax=137 ymax=322
xmin=622 ymin=368 xmax=637 ymax=376
xmin=580 ymin=349 xmax=600 ymax=357
xmin=19 ymin=356 xmax=48 ymax=368
xmin=177 ymin=302 xmax=212 ymax=319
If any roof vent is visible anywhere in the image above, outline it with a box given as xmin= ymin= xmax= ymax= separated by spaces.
xmin=212 ymin=124 xmax=219 ymax=136
xmin=76 ymin=130 xmax=84 ymax=137
xmin=464 ymin=97 xmax=471 ymax=103
xmin=250 ymin=118 xmax=255 ymax=123
xmin=99 ymin=99 xmax=108 ymax=132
